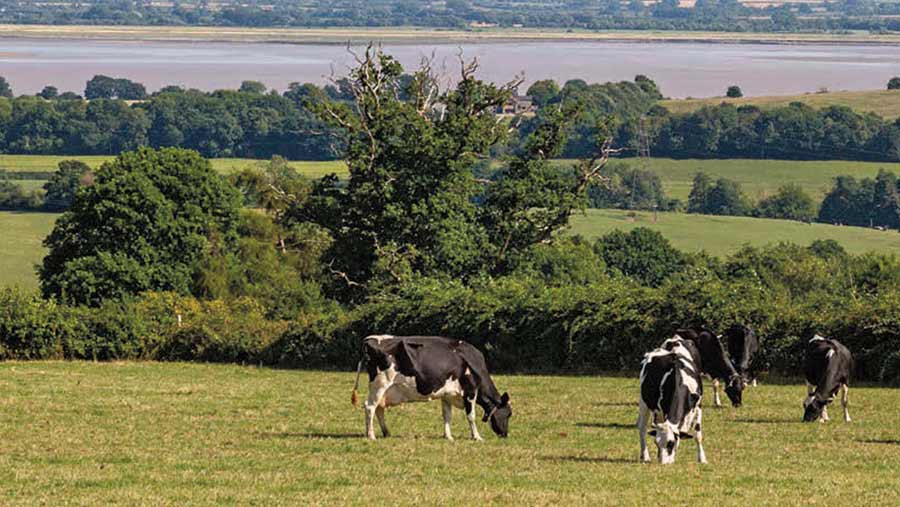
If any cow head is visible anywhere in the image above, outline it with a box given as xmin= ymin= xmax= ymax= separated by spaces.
xmin=803 ymin=395 xmax=830 ymax=422
xmin=648 ymin=421 xmax=692 ymax=465
xmin=724 ymin=374 xmax=746 ymax=407
xmin=485 ymin=392 xmax=511 ymax=438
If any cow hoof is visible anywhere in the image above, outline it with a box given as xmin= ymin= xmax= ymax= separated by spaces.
xmin=640 ymin=452 xmax=651 ymax=463
xmin=367 ymin=435 xmax=377 ymax=441
xmin=444 ymin=435 xmax=455 ymax=442
xmin=699 ymin=458 xmax=708 ymax=465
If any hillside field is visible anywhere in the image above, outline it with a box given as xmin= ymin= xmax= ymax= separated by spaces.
xmin=0 ymin=211 xmax=57 ymax=289
xmin=660 ymin=89 xmax=900 ymax=120
xmin=4 ymin=209 xmax=899 ymax=289
xmin=0 ymin=155 xmax=347 ymax=180
xmin=569 ymin=209 xmax=900 ymax=256
xmin=0 ymin=361 xmax=897 ymax=505
xmin=4 ymin=154 xmax=898 ymax=203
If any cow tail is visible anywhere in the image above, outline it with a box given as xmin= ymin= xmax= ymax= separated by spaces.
xmin=351 ymin=343 xmax=366 ymax=407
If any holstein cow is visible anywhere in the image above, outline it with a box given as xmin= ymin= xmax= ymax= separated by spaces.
xmin=724 ymin=324 xmax=760 ymax=387
xmin=351 ymin=335 xmax=512 ymax=441
xmin=676 ymin=328 xmax=745 ymax=407
xmin=803 ymin=335 xmax=853 ymax=423
xmin=638 ymin=336 xmax=708 ymax=464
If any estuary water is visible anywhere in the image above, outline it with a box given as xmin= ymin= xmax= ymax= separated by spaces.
xmin=2 ymin=37 xmax=900 ymax=98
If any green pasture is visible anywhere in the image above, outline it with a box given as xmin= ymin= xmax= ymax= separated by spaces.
xmin=0 ymin=155 xmax=348 ymax=180
xmin=0 ymin=362 xmax=897 ymax=505
xmin=557 ymin=157 xmax=900 ymax=202
xmin=0 ymin=211 xmax=57 ymax=289
xmin=4 ymin=207 xmax=899 ymax=289
xmin=568 ymin=209 xmax=900 ymax=256
xmin=660 ymin=89 xmax=900 ymax=120
xmin=3 ymin=154 xmax=896 ymax=203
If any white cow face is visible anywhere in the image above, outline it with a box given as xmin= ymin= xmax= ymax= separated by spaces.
xmin=649 ymin=421 xmax=691 ymax=464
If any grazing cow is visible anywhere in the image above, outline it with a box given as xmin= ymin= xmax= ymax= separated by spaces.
xmin=638 ymin=336 xmax=708 ymax=464
xmin=803 ymin=335 xmax=853 ymax=423
xmin=351 ymin=335 xmax=511 ymax=441
xmin=724 ymin=324 xmax=760 ymax=386
xmin=676 ymin=328 xmax=745 ymax=407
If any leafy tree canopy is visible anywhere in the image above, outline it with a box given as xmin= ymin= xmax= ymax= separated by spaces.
xmin=40 ymin=147 xmax=242 ymax=305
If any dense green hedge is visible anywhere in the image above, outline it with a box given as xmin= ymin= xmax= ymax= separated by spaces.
xmin=3 ymin=272 xmax=900 ymax=384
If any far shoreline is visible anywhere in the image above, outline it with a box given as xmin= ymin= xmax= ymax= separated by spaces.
xmin=2 ymin=24 xmax=900 ymax=46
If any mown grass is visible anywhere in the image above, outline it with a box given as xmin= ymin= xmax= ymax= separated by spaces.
xmin=660 ymin=89 xmax=900 ymax=119
xmin=558 ymin=157 xmax=900 ymax=202
xmin=568 ymin=209 xmax=900 ymax=256
xmin=0 ymin=361 xmax=897 ymax=505
xmin=0 ymin=155 xmax=348 ymax=179
xmin=4 ymin=207 xmax=899 ymax=289
xmin=0 ymin=211 xmax=56 ymax=289
xmin=4 ymin=155 xmax=894 ymax=203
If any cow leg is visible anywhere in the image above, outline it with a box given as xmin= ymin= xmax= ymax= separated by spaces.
xmin=821 ymin=405 xmax=830 ymax=422
xmin=375 ymin=405 xmax=390 ymax=437
xmin=442 ymin=399 xmax=454 ymax=441
xmin=365 ymin=376 xmax=392 ymax=440
xmin=637 ymin=400 xmax=652 ymax=463
xmin=842 ymin=384 xmax=851 ymax=423
xmin=695 ymin=408 xmax=708 ymax=464
xmin=751 ymin=378 xmax=758 ymax=387
xmin=713 ymin=379 xmax=722 ymax=408
xmin=463 ymin=397 xmax=483 ymax=441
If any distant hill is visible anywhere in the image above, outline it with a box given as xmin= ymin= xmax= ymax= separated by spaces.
xmin=660 ymin=89 xmax=900 ymax=120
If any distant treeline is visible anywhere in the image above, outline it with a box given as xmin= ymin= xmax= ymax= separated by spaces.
xmin=0 ymin=78 xmax=342 ymax=160
xmin=3 ymin=0 xmax=900 ymax=33
xmin=641 ymin=102 xmax=900 ymax=162
xmin=3 ymin=73 xmax=900 ymax=164
xmin=524 ymin=83 xmax=900 ymax=163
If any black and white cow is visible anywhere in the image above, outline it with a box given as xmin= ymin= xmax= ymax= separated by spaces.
xmin=638 ymin=336 xmax=708 ymax=465
xmin=676 ymin=328 xmax=745 ymax=408
xmin=352 ymin=335 xmax=512 ymax=441
xmin=724 ymin=324 xmax=760 ymax=386
xmin=803 ymin=335 xmax=853 ymax=423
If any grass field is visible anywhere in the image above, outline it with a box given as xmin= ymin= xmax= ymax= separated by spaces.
xmin=559 ymin=157 xmax=900 ymax=201
xmin=0 ymin=211 xmax=56 ymax=289
xmin=568 ymin=209 xmax=900 ymax=256
xmin=0 ymin=155 xmax=348 ymax=180
xmin=4 ymin=208 xmax=898 ymax=290
xmin=660 ymin=89 xmax=900 ymax=119
xmin=0 ymin=361 xmax=897 ymax=505
xmin=5 ymin=154 xmax=897 ymax=203
xmin=3 ymin=24 xmax=900 ymax=45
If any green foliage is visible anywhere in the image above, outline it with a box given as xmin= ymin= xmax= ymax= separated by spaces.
xmin=726 ymin=85 xmax=743 ymax=98
xmin=85 ymin=75 xmax=147 ymax=100
xmin=754 ymin=183 xmax=816 ymax=221
xmin=594 ymin=227 xmax=685 ymax=286
xmin=38 ymin=86 xmax=58 ymax=100
xmin=0 ymin=77 xmax=11 ymax=98
xmin=40 ymin=147 xmax=243 ymax=305
xmin=819 ymin=170 xmax=900 ymax=229
xmin=687 ymin=172 xmax=751 ymax=216
xmin=0 ymin=169 xmax=44 ymax=210
xmin=525 ymin=79 xmax=560 ymax=108
xmin=298 ymin=48 xmax=606 ymax=298
xmin=586 ymin=161 xmax=676 ymax=211
xmin=42 ymin=159 xmax=92 ymax=211
xmin=888 ymin=77 xmax=900 ymax=91
xmin=239 ymin=80 xmax=267 ymax=94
